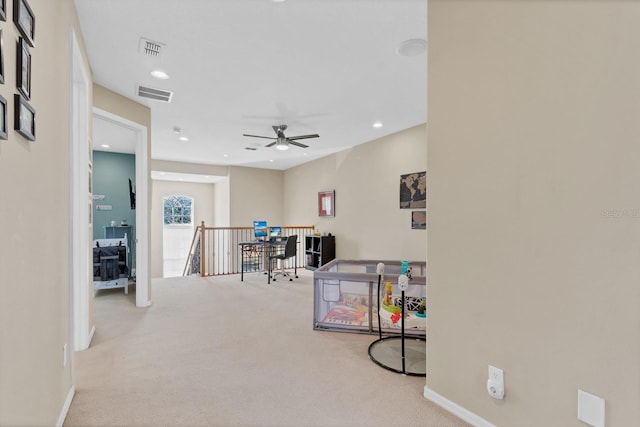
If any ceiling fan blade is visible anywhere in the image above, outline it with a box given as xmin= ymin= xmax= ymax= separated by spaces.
xmin=243 ymin=134 xmax=276 ymax=140
xmin=289 ymin=140 xmax=309 ymax=148
xmin=288 ymin=134 xmax=319 ymax=140
xmin=265 ymin=141 xmax=277 ymax=147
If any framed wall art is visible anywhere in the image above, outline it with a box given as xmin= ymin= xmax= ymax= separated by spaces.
xmin=14 ymin=93 xmax=35 ymax=140
xmin=318 ymin=190 xmax=335 ymax=217
xmin=400 ymin=171 xmax=426 ymax=209
xmin=13 ymin=0 xmax=34 ymax=47
xmin=0 ymin=28 xmax=4 ymax=84
xmin=411 ymin=210 xmax=426 ymax=230
xmin=0 ymin=0 xmax=6 ymax=22
xmin=0 ymin=94 xmax=7 ymax=140
xmin=17 ymin=37 xmax=30 ymax=98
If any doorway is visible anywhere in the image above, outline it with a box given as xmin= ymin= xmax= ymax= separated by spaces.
xmin=92 ymin=108 xmax=151 ymax=308
xmin=162 ymin=195 xmax=194 ymax=277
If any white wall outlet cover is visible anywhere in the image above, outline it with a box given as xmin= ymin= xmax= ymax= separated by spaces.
xmin=398 ymin=274 xmax=409 ymax=290
xmin=487 ymin=365 xmax=505 ymax=399
xmin=578 ymin=389 xmax=605 ymax=427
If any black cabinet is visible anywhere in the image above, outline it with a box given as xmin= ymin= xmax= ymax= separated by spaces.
xmin=305 ymin=235 xmax=335 ymax=270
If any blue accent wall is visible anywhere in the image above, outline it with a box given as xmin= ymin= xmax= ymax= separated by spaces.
xmin=92 ymin=151 xmax=136 ymax=272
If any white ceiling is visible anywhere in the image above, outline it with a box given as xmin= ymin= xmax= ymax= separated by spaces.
xmin=76 ymin=0 xmax=427 ymax=172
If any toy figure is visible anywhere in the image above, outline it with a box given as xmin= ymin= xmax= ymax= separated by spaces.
xmin=390 ymin=311 xmax=401 ymax=324
xmin=385 ymin=282 xmax=393 ymax=305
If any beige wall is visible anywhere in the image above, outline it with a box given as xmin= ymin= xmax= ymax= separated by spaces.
xmin=228 ymin=166 xmax=284 ymax=227
xmin=284 ymin=125 xmax=427 ymax=261
xmin=93 ymin=84 xmax=151 ymax=132
xmin=0 ymin=0 xmax=91 ymax=424
xmin=152 ymin=159 xmax=229 ymax=178
xmin=427 ymin=1 xmax=640 ymax=426
xmin=213 ymin=178 xmax=230 ymax=227
xmin=150 ymin=180 xmax=216 ymax=278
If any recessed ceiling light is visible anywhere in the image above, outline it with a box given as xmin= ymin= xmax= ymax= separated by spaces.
xmin=397 ymin=38 xmax=427 ymax=57
xmin=269 ymin=159 xmax=275 ymax=163
xmin=100 ymin=144 xmax=110 ymax=149
xmin=373 ymin=122 xmax=383 ymax=128
xmin=272 ymin=0 xmax=286 ymax=3
xmin=223 ymin=154 xmax=229 ymax=158
xmin=178 ymin=136 xmax=189 ymax=142
xmin=151 ymin=70 xmax=170 ymax=80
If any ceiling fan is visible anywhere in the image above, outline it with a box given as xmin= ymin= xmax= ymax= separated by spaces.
xmin=243 ymin=125 xmax=319 ymax=151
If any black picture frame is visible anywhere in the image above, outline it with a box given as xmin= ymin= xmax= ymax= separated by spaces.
xmin=13 ymin=0 xmax=34 ymax=47
xmin=14 ymin=94 xmax=35 ymax=141
xmin=0 ymin=94 xmax=7 ymax=140
xmin=399 ymin=171 xmax=426 ymax=209
xmin=411 ymin=210 xmax=426 ymax=230
xmin=17 ymin=37 xmax=30 ymax=99
xmin=0 ymin=28 xmax=4 ymax=84
xmin=0 ymin=0 xmax=6 ymax=22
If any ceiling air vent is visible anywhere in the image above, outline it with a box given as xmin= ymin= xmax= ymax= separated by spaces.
xmin=139 ymin=38 xmax=165 ymax=57
xmin=137 ymin=85 xmax=173 ymax=103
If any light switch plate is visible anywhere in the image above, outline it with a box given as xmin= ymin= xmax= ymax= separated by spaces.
xmin=578 ymin=389 xmax=605 ymax=427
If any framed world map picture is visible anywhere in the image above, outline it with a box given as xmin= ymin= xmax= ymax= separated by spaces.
xmin=400 ymin=171 xmax=426 ymax=209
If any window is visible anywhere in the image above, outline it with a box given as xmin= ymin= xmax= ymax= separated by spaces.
xmin=163 ymin=195 xmax=193 ymax=225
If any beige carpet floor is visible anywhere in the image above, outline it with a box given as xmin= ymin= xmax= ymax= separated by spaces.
xmin=64 ymin=270 xmax=469 ymax=427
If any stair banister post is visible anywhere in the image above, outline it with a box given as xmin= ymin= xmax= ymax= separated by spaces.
xmin=200 ymin=221 xmax=206 ymax=277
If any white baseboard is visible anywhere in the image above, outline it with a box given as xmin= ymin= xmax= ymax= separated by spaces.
xmin=56 ymin=385 xmax=75 ymax=427
xmin=424 ymin=386 xmax=496 ymax=427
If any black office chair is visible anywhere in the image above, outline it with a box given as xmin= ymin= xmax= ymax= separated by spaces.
xmin=268 ymin=235 xmax=298 ymax=284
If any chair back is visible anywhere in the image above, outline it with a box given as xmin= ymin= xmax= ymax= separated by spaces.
xmin=284 ymin=235 xmax=297 ymax=258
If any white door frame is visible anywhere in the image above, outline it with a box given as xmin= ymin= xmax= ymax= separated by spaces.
xmin=70 ymin=28 xmax=92 ymax=352
xmin=93 ymin=107 xmax=151 ymax=308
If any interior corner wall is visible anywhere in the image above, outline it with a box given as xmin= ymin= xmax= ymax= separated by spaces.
xmin=0 ymin=0 xmax=90 ymax=424
xmin=150 ymin=180 xmax=215 ymax=279
xmin=283 ymin=125 xmax=427 ymax=262
xmin=227 ymin=166 xmax=284 ymax=227
xmin=427 ymin=1 xmax=640 ymax=426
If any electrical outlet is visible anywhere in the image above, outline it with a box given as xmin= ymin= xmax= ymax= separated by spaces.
xmin=487 ymin=365 xmax=505 ymax=399
xmin=63 ymin=344 xmax=67 ymax=367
